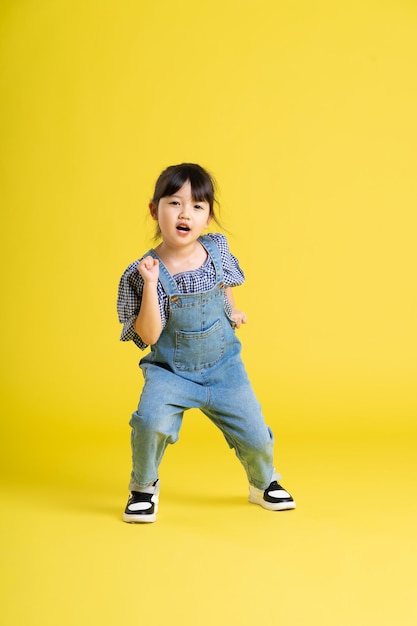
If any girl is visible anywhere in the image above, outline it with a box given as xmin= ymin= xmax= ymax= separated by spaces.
xmin=117 ymin=163 xmax=295 ymax=522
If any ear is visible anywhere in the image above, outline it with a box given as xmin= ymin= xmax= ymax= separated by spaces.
xmin=149 ymin=202 xmax=158 ymax=221
xmin=206 ymin=214 xmax=213 ymax=228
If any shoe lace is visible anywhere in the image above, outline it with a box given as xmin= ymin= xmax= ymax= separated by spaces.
xmin=130 ymin=491 xmax=153 ymax=503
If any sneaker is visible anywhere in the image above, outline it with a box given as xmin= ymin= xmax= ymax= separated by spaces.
xmin=123 ymin=479 xmax=160 ymax=523
xmin=249 ymin=477 xmax=296 ymax=511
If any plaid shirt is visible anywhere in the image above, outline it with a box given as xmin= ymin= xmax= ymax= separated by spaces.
xmin=117 ymin=233 xmax=245 ymax=350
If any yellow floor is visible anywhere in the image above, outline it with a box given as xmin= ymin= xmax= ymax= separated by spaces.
xmin=2 ymin=415 xmax=416 ymax=626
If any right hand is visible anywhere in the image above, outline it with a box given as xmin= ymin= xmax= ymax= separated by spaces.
xmin=138 ymin=256 xmax=159 ymax=284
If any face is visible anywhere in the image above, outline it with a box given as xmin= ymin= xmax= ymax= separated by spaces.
xmin=150 ymin=181 xmax=212 ymax=246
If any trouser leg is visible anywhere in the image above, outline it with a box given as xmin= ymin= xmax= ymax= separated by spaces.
xmin=202 ymin=381 xmax=275 ymax=490
xmin=128 ymin=364 xmax=206 ymax=490
xmin=128 ymin=406 xmax=184 ymax=490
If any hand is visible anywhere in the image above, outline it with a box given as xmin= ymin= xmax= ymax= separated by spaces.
xmin=138 ymin=256 xmax=159 ymax=284
xmin=231 ymin=309 xmax=247 ymax=329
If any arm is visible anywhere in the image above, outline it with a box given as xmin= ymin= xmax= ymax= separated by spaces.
xmin=225 ymin=287 xmax=247 ymax=329
xmin=133 ymin=256 xmax=163 ymax=345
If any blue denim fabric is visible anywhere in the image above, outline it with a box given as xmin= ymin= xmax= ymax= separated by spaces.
xmin=128 ymin=235 xmax=274 ymax=490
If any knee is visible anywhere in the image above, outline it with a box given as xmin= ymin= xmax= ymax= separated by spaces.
xmin=243 ymin=425 xmax=274 ymax=454
xmin=129 ymin=411 xmax=179 ymax=443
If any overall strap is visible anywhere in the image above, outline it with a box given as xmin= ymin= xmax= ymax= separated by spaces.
xmin=199 ymin=235 xmax=224 ymax=286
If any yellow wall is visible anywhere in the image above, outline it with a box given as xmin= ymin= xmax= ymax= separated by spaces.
xmin=1 ymin=0 xmax=417 ymax=480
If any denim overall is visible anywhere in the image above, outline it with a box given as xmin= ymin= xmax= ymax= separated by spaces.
xmin=129 ymin=235 xmax=274 ymax=491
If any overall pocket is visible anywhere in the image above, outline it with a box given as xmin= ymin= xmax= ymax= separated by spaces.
xmin=174 ymin=319 xmax=225 ymax=371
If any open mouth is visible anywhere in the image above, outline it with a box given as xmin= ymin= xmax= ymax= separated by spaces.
xmin=176 ymin=224 xmax=190 ymax=232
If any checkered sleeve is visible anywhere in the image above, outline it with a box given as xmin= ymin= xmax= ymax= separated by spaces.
xmin=117 ymin=260 xmax=168 ymax=350
xmin=207 ymin=233 xmax=245 ymax=287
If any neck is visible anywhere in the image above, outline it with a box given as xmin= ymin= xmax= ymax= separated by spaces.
xmin=155 ymin=239 xmax=207 ymax=274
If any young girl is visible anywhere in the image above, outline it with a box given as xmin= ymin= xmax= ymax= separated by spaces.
xmin=117 ymin=163 xmax=295 ymax=522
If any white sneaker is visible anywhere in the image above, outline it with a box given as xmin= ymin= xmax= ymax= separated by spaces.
xmin=123 ymin=479 xmax=160 ymax=523
xmin=249 ymin=477 xmax=296 ymax=511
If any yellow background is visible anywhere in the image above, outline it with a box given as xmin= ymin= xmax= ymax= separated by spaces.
xmin=1 ymin=1 xmax=416 ymax=624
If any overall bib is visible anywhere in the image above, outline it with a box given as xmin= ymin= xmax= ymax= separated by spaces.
xmin=129 ymin=236 xmax=274 ymax=490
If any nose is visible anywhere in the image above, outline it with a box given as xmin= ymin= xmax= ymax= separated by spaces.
xmin=178 ymin=203 xmax=192 ymax=219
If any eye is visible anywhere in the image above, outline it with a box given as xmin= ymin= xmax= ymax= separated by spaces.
xmin=194 ymin=204 xmax=204 ymax=210
xmin=169 ymin=201 xmax=180 ymax=206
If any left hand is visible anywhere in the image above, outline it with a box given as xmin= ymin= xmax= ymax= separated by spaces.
xmin=231 ymin=309 xmax=247 ymax=329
